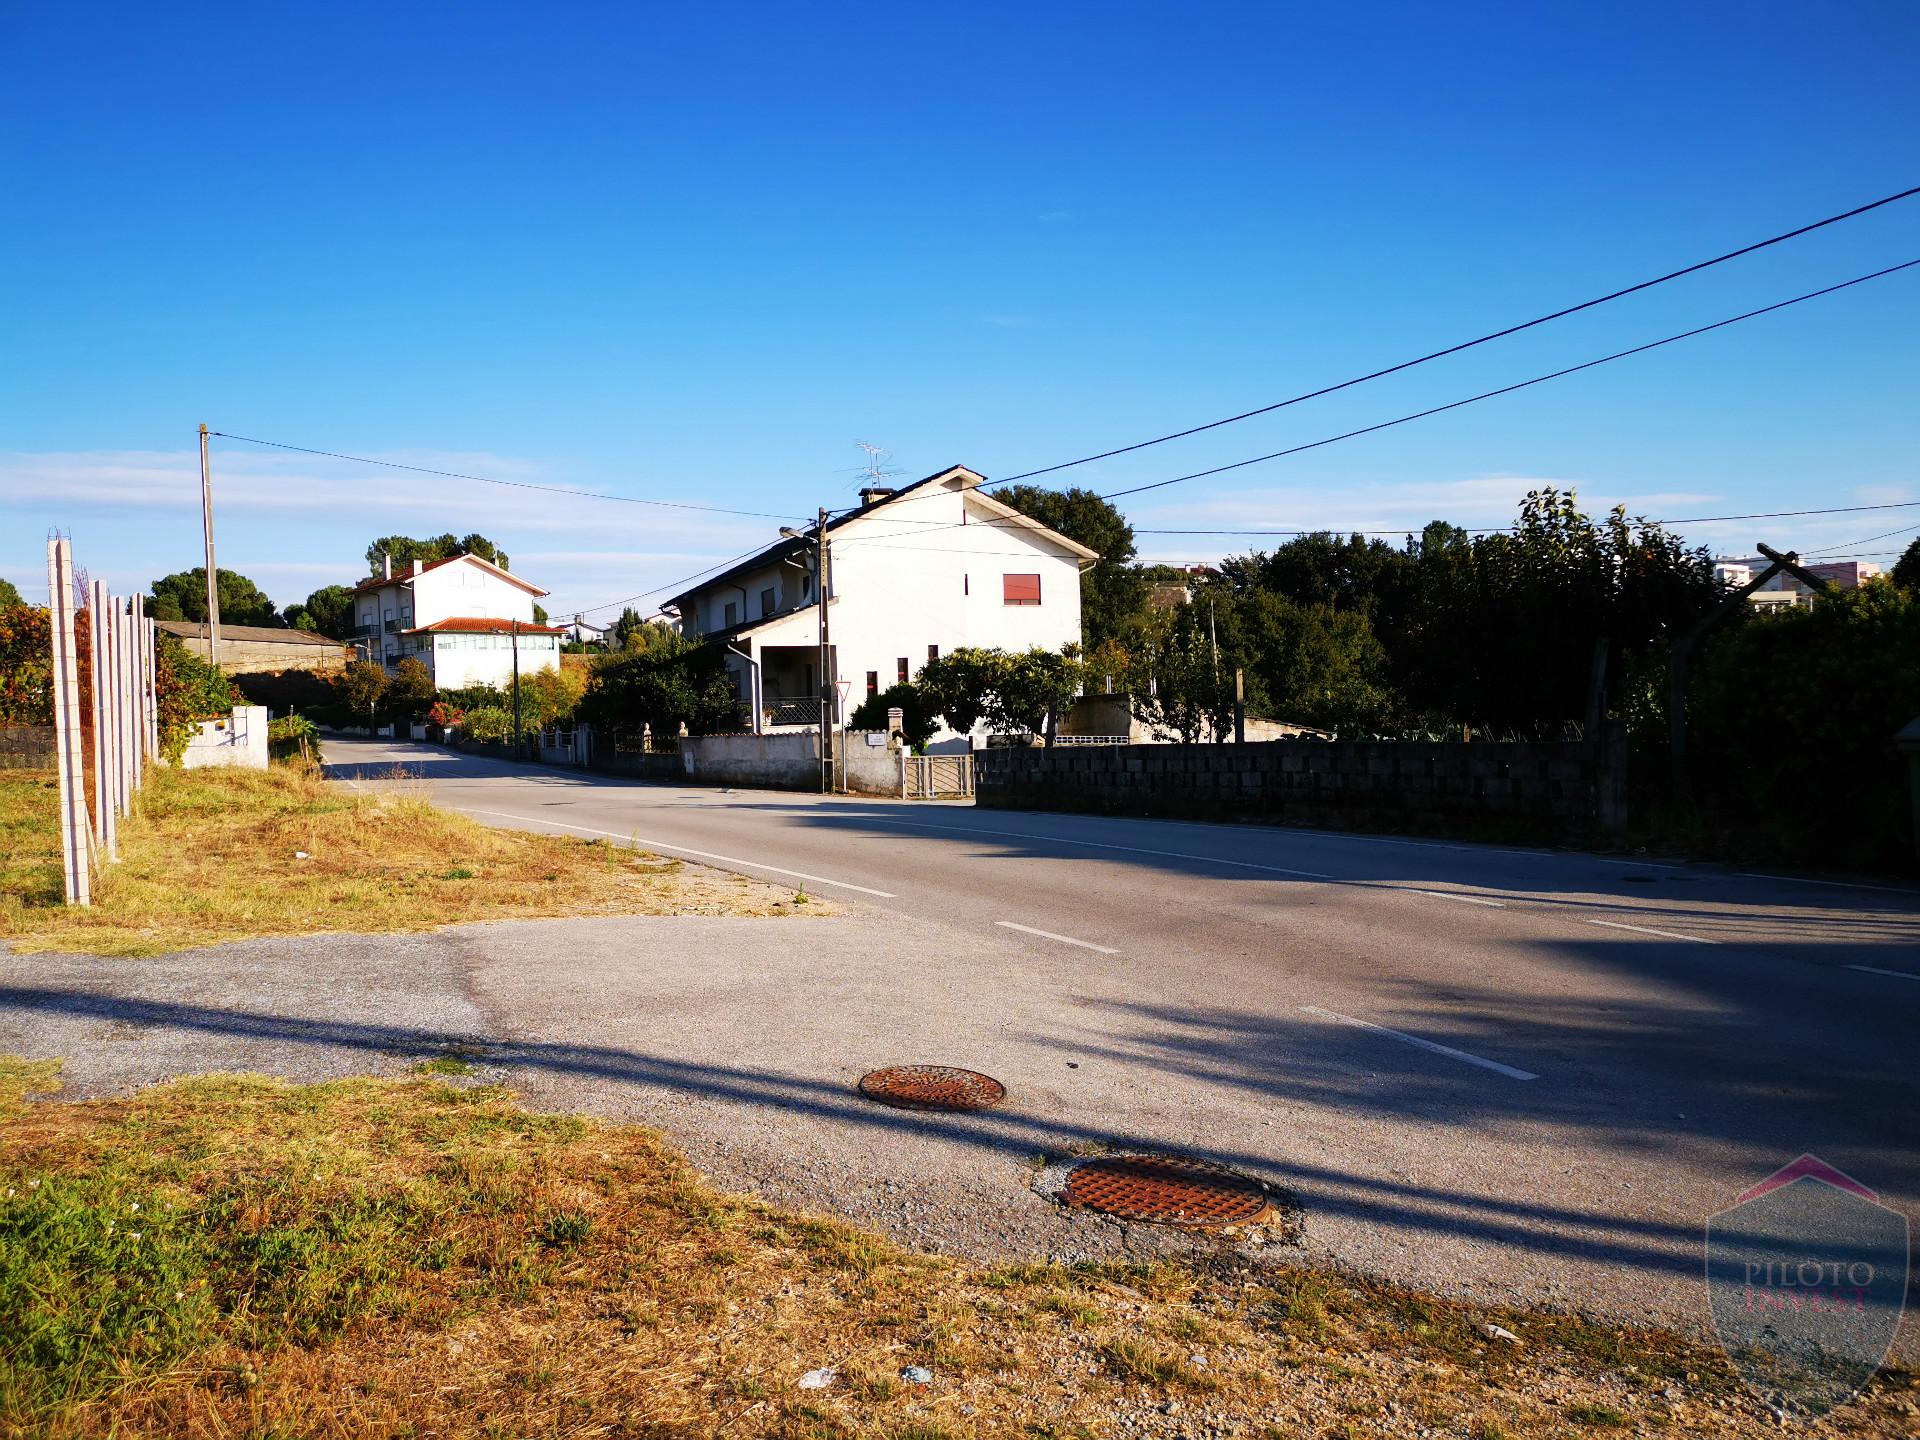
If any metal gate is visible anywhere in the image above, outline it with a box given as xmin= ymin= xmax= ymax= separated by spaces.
xmin=905 ymin=753 xmax=974 ymax=799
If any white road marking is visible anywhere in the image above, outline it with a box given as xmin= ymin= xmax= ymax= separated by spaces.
xmin=1584 ymin=918 xmax=1719 ymax=945
xmin=853 ymin=816 xmax=1334 ymax=879
xmin=1847 ymin=964 xmax=1920 ymax=982
xmin=1301 ymin=1005 xmax=1538 ymax=1081
xmin=454 ymin=806 xmax=897 ymax=897
xmin=1403 ymin=888 xmax=1506 ymax=908
xmin=995 ymin=921 xmax=1119 ymax=955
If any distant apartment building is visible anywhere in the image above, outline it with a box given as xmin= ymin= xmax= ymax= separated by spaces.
xmin=346 ymin=552 xmax=564 ymax=690
xmin=1715 ymin=554 xmax=1882 ymax=611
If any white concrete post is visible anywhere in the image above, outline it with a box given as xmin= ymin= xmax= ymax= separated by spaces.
xmin=121 ymin=598 xmax=140 ymax=799
xmin=143 ymin=611 xmax=159 ymax=761
xmin=102 ymin=588 xmax=124 ymax=831
xmin=47 ymin=538 xmax=91 ymax=904
xmin=87 ymin=579 xmax=110 ymax=851
xmin=111 ymin=594 xmax=129 ymax=818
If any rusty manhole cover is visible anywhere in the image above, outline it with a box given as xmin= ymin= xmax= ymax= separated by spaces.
xmin=857 ymin=1065 xmax=1006 ymax=1112
xmin=1062 ymin=1154 xmax=1271 ymax=1227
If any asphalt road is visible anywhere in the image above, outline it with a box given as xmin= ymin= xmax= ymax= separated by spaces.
xmin=10 ymin=733 xmax=1915 ymax=1348
xmin=312 ymin=737 xmax=1920 ymax=1342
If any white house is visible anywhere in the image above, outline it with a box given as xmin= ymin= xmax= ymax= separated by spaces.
xmin=663 ymin=465 xmax=1098 ymax=742
xmin=346 ymin=552 xmax=564 ymax=690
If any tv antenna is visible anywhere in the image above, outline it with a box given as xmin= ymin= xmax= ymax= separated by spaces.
xmin=853 ymin=441 xmax=904 ymax=490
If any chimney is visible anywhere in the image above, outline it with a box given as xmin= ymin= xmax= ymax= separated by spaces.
xmin=411 ymin=558 xmax=423 ymax=576
xmin=381 ymin=552 xmax=392 ymax=580
xmin=859 ymin=487 xmax=895 ymax=507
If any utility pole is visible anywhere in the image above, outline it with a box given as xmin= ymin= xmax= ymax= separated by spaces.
xmin=510 ymin=618 xmax=523 ymax=754
xmin=817 ymin=507 xmax=833 ymax=793
xmin=198 ymin=423 xmax=222 ymax=667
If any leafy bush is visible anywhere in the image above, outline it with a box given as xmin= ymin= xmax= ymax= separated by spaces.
xmin=267 ymin=713 xmax=322 ymax=763
xmin=848 ymin=683 xmax=939 ymax=748
xmin=1686 ymin=579 xmax=1920 ymax=871
xmin=385 ymin=657 xmax=435 ymax=718
xmin=435 ymin=683 xmax=506 ymax=714
xmin=578 ymin=646 xmax=739 ymax=737
xmin=0 ymin=605 xmax=53 ymax=725
xmin=334 ymin=662 xmax=388 ymax=724
xmin=427 ymin=700 xmax=466 ymax=730
xmin=462 ymin=706 xmax=513 ymax=744
xmin=155 ymin=635 xmax=241 ymax=765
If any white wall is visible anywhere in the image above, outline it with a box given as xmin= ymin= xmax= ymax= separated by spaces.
xmin=411 ymin=558 xmax=541 ymax=628
xmin=179 ymin=706 xmax=269 ymax=770
xmin=429 ymin=633 xmax=560 ymax=691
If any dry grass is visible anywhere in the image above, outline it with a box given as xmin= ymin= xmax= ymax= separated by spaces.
xmin=1 ymin=1059 xmax=1912 ymax=1440
xmin=0 ymin=763 xmax=822 ymax=958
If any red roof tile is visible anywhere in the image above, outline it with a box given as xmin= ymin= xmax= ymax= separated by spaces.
xmin=402 ymin=617 xmax=567 ymax=636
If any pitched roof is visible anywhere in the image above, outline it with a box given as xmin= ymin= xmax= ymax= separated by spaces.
xmin=349 ymin=553 xmax=549 ymax=598
xmin=401 ymin=617 xmax=567 ymax=636
xmin=663 ymin=464 xmax=1095 ymax=610
xmin=155 ymin=620 xmax=346 ymax=647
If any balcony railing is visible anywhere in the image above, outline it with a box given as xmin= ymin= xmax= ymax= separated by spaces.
xmin=763 ymin=696 xmax=824 ymax=728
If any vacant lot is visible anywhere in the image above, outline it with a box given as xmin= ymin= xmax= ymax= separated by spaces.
xmin=1 ymin=1058 xmax=1911 ymax=1439
xmin=0 ymin=764 xmax=819 ymax=958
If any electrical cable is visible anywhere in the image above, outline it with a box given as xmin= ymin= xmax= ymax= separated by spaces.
xmin=988 ymin=183 xmax=1920 ymax=485
xmin=208 ymin=431 xmax=808 ymax=522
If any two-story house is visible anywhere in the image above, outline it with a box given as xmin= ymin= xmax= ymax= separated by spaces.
xmin=663 ymin=465 xmax=1098 ymax=743
xmin=347 ymin=552 xmax=564 ymax=690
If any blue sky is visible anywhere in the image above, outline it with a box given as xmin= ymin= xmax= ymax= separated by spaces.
xmin=3 ymin=2 xmax=1917 ymax=620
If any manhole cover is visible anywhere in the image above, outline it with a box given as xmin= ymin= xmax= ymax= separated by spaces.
xmin=1062 ymin=1154 xmax=1271 ymax=1227
xmin=857 ymin=1065 xmax=1006 ymax=1112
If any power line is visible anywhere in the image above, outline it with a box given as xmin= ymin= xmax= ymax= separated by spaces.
xmin=1805 ymin=522 xmax=1920 ymax=556
xmin=1098 ymin=258 xmax=1920 ymax=502
xmin=1135 ymin=500 xmax=1920 ymax=539
xmin=830 ymin=259 xmax=1920 ymax=548
xmin=989 ymin=183 xmax=1920 ymax=485
xmin=209 ymin=431 xmax=807 ymax=522
xmin=571 ymin=540 xmax=781 ymax=618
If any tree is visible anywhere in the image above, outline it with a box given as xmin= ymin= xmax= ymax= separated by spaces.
xmin=994 ymin=486 xmax=1149 ymax=650
xmin=336 ymin=661 xmax=389 ymax=725
xmin=0 ymin=578 xmax=22 ymax=609
xmin=386 ymin=656 xmax=436 ymax=717
xmin=848 ymin=682 xmax=941 ymax=748
xmin=533 ymin=603 xmax=549 ymax=625
xmin=364 ymin=532 xmax=510 ymax=575
xmin=612 ymin=608 xmax=683 ymax=656
xmin=286 ymin=584 xmax=354 ymax=639
xmin=1130 ymin=605 xmax=1230 ymax=742
xmin=147 ymin=568 xmax=281 ymax=627
xmin=578 ymin=645 xmax=738 ymax=737
xmin=987 ymin=647 xmax=1083 ymax=741
xmin=916 ymin=647 xmax=1007 ymax=736
xmin=1893 ymin=537 xmax=1920 ymax=592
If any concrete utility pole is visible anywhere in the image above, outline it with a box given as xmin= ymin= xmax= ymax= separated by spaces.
xmin=47 ymin=538 xmax=91 ymax=904
xmin=510 ymin=619 xmax=523 ymax=752
xmin=816 ymin=507 xmax=833 ymax=793
xmin=199 ymin=423 xmax=222 ymax=668
xmin=87 ymin=580 xmax=110 ymax=852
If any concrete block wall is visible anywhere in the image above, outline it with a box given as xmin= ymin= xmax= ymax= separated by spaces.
xmin=977 ymin=734 xmax=1626 ymax=839
xmin=0 ymin=725 xmax=55 ymax=769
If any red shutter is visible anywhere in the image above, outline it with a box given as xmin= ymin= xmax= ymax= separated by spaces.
xmin=1002 ymin=573 xmax=1042 ymax=605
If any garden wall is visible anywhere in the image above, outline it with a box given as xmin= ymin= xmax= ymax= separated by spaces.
xmin=976 ymin=732 xmax=1627 ymax=840
xmin=0 ymin=724 xmax=54 ymax=769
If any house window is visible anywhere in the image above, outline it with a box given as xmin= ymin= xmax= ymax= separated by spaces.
xmin=760 ymin=586 xmax=776 ymax=616
xmin=866 ymin=670 xmax=879 ymax=696
xmin=897 ymin=657 xmax=909 ymax=684
xmin=928 ymin=644 xmax=939 ymax=663
xmin=723 ymin=600 xmax=738 ymax=627
xmin=1003 ymin=574 xmax=1042 ymax=605
xmin=963 ymin=574 xmax=969 ymax=596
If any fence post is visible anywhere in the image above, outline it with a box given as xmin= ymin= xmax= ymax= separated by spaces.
xmin=47 ymin=538 xmax=92 ymax=904
xmin=143 ymin=610 xmax=159 ymax=760
xmin=88 ymin=579 xmax=110 ymax=854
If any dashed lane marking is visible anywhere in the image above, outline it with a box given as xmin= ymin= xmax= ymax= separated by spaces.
xmin=1301 ymin=1005 xmax=1539 ymax=1081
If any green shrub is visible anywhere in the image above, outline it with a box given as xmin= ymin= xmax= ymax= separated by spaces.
xmin=266 ymin=713 xmax=321 ymax=763
xmin=462 ymin=706 xmax=513 ymax=744
xmin=155 ymin=635 xmax=241 ymax=766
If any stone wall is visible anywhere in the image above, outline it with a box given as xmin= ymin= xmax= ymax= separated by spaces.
xmin=977 ymin=732 xmax=1626 ymax=839
xmin=0 ymin=725 xmax=55 ymax=769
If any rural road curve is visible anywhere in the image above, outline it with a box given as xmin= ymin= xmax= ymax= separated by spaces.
xmin=8 ymin=733 xmax=1918 ymax=1351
